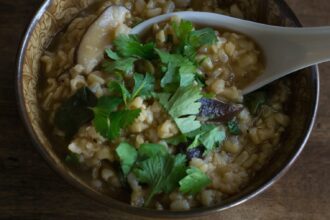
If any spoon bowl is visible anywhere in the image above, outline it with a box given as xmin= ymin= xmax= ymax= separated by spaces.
xmin=132 ymin=12 xmax=330 ymax=94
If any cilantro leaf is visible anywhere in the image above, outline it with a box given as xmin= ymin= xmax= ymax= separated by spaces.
xmin=114 ymin=34 xmax=156 ymax=59
xmin=199 ymin=127 xmax=226 ymax=152
xmin=158 ymin=85 xmax=202 ymax=134
xmin=187 ymin=125 xmax=226 ymax=152
xmin=105 ymin=48 xmax=120 ymax=60
xmin=109 ymin=109 xmax=141 ymax=139
xmin=163 ymin=154 xmax=187 ymax=193
xmin=138 ymin=143 xmax=168 ymax=159
xmin=132 ymin=73 xmax=155 ymax=99
xmin=108 ymin=73 xmax=155 ymax=106
xmin=189 ymin=28 xmax=217 ymax=48
xmin=156 ymin=49 xmax=197 ymax=90
xmin=227 ymin=120 xmax=241 ymax=135
xmin=102 ymin=57 xmax=137 ymax=75
xmin=179 ymin=167 xmax=211 ymax=195
xmin=134 ymin=153 xmax=187 ymax=206
xmin=92 ymin=96 xmax=122 ymax=138
xmin=108 ymin=81 xmax=131 ymax=105
xmin=134 ymin=154 xmax=174 ymax=205
xmin=116 ymin=142 xmax=138 ymax=177
xmin=171 ymin=20 xmax=217 ymax=60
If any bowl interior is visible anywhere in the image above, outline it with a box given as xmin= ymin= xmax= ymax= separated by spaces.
xmin=17 ymin=0 xmax=318 ymax=217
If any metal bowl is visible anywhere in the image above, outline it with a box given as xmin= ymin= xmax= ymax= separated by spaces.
xmin=16 ymin=0 xmax=319 ymax=218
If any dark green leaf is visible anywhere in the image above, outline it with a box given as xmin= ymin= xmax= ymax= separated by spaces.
xmin=54 ymin=87 xmax=97 ymax=138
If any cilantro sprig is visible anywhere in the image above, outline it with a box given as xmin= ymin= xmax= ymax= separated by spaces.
xmin=108 ymin=73 xmax=155 ymax=107
xmin=103 ymin=34 xmax=156 ymax=76
xmin=158 ymin=85 xmax=202 ymax=134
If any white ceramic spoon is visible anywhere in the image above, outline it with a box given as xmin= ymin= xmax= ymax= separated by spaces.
xmin=131 ymin=11 xmax=330 ymax=95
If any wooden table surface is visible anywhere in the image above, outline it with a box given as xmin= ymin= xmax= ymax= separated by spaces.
xmin=1 ymin=0 xmax=329 ymax=219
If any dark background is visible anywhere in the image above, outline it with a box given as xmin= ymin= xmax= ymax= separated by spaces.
xmin=0 ymin=0 xmax=329 ymax=219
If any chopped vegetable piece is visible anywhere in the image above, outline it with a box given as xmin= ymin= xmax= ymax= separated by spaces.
xmin=199 ymin=98 xmax=243 ymax=122
xmin=54 ymin=87 xmax=97 ymax=138
xmin=227 ymin=120 xmax=241 ymax=135
xmin=116 ymin=142 xmax=138 ymax=176
xmin=244 ymin=91 xmax=267 ymax=115
xmin=158 ymin=85 xmax=202 ymax=134
xmin=179 ymin=167 xmax=211 ymax=195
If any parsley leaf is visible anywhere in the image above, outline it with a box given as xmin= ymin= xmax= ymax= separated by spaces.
xmin=114 ymin=34 xmax=156 ymax=59
xmin=158 ymin=85 xmax=202 ymax=134
xmin=116 ymin=142 xmax=138 ymax=177
xmin=179 ymin=167 xmax=211 ymax=195
xmin=92 ymin=96 xmax=122 ymax=138
xmin=227 ymin=120 xmax=241 ymax=135
xmin=109 ymin=109 xmax=141 ymax=139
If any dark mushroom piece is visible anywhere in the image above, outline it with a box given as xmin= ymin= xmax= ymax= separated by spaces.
xmin=199 ymin=98 xmax=244 ymax=123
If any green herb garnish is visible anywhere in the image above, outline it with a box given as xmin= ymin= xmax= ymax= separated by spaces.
xmin=187 ymin=124 xmax=226 ymax=153
xmin=179 ymin=167 xmax=211 ymax=195
xmin=116 ymin=142 xmax=138 ymax=177
xmin=54 ymin=87 xmax=97 ymax=138
xmin=227 ymin=120 xmax=241 ymax=135
xmin=158 ymin=85 xmax=202 ymax=134
xmin=133 ymin=153 xmax=187 ymax=206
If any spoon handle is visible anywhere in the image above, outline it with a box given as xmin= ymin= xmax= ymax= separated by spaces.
xmin=243 ymin=26 xmax=330 ymax=94
xmin=262 ymin=26 xmax=330 ymax=76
